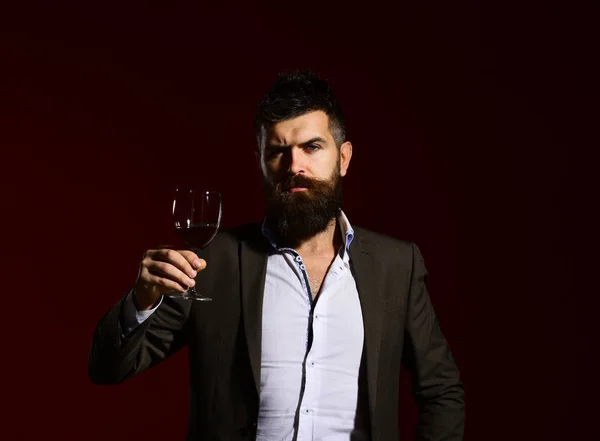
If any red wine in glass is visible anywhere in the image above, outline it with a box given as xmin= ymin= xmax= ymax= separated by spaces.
xmin=172 ymin=189 xmax=222 ymax=301
xmin=175 ymin=222 xmax=219 ymax=249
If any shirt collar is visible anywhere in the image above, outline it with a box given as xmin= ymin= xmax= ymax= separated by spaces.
xmin=262 ymin=209 xmax=355 ymax=252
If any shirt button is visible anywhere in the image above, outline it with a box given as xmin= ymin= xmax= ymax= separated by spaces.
xmin=295 ymin=255 xmax=302 ymax=262
xmin=304 ymin=408 xmax=311 ymax=413
xmin=300 ymin=264 xmax=306 ymax=270
xmin=310 ymin=361 xmax=315 ymax=367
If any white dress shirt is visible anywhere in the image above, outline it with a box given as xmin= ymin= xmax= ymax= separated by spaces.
xmin=258 ymin=210 xmax=366 ymax=441
xmin=122 ymin=210 xmax=367 ymax=441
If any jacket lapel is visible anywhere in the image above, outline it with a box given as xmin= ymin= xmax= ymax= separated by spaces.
xmin=349 ymin=232 xmax=384 ymax=426
xmin=240 ymin=227 xmax=269 ymax=396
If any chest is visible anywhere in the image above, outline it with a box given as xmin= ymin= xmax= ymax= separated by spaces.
xmin=261 ymin=254 xmax=364 ymax=361
xmin=303 ymin=259 xmax=331 ymax=298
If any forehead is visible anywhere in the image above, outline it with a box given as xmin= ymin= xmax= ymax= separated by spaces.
xmin=266 ymin=110 xmax=333 ymax=146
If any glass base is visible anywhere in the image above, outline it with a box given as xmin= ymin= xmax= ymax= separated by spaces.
xmin=170 ymin=288 xmax=212 ymax=301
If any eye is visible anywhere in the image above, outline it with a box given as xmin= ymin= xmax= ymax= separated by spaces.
xmin=306 ymin=144 xmax=320 ymax=152
xmin=265 ymin=147 xmax=285 ymax=160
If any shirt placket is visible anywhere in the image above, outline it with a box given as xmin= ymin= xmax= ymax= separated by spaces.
xmin=281 ymin=249 xmax=315 ymax=441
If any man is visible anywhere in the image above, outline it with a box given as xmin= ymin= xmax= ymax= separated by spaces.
xmin=88 ymin=71 xmax=465 ymax=441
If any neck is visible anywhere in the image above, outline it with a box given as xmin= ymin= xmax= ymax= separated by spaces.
xmin=295 ymin=218 xmax=342 ymax=256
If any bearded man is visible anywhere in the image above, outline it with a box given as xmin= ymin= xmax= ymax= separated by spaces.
xmin=88 ymin=71 xmax=465 ymax=441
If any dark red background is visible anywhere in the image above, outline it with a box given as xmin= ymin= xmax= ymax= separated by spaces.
xmin=1 ymin=2 xmax=593 ymax=440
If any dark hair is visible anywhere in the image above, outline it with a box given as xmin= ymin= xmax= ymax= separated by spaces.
xmin=254 ymin=70 xmax=346 ymax=150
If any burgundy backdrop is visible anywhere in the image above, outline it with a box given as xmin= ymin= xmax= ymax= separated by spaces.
xmin=1 ymin=2 xmax=592 ymax=440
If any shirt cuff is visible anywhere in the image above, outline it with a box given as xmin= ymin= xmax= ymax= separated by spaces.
xmin=121 ymin=290 xmax=163 ymax=337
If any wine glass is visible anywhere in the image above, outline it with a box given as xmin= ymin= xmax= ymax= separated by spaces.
xmin=171 ymin=189 xmax=222 ymax=301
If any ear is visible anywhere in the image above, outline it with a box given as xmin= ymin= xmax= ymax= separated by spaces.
xmin=339 ymin=141 xmax=353 ymax=177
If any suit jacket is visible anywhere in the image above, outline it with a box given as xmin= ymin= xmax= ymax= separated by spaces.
xmin=88 ymin=222 xmax=465 ymax=441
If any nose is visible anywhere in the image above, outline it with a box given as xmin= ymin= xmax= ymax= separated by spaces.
xmin=288 ymin=147 xmax=305 ymax=175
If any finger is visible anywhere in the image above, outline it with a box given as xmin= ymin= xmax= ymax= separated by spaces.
xmin=145 ymin=269 xmax=188 ymax=293
xmin=151 ymin=249 xmax=198 ymax=279
xmin=178 ymin=250 xmax=207 ymax=271
xmin=146 ymin=259 xmax=196 ymax=289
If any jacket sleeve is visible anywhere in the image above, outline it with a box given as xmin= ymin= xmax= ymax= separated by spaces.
xmin=87 ymin=291 xmax=192 ymax=385
xmin=401 ymin=243 xmax=466 ymax=440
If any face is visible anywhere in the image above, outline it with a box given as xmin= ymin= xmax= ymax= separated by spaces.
xmin=259 ymin=110 xmax=353 ymax=246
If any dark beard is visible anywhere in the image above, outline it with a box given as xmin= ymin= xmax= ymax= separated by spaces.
xmin=263 ymin=170 xmax=343 ymax=248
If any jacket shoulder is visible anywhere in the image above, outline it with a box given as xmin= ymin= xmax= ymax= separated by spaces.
xmin=352 ymin=225 xmax=413 ymax=250
xmin=351 ymin=225 xmax=422 ymax=268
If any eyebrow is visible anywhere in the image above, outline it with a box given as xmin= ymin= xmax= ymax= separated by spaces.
xmin=266 ymin=136 xmax=328 ymax=149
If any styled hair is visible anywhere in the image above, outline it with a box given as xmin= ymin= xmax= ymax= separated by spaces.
xmin=254 ymin=70 xmax=346 ymax=150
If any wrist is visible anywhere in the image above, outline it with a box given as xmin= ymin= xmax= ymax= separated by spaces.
xmin=132 ymin=288 xmax=159 ymax=311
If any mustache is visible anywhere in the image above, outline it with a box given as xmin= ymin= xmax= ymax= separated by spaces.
xmin=276 ymin=174 xmax=319 ymax=192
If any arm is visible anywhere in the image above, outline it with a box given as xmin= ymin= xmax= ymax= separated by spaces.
xmin=88 ymin=248 xmax=204 ymax=385
xmin=402 ymin=243 xmax=465 ymax=441
xmin=87 ymin=290 xmax=191 ymax=385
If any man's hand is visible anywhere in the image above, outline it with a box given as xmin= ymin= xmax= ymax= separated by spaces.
xmin=133 ymin=249 xmax=206 ymax=310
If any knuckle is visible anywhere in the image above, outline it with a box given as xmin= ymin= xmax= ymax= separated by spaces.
xmin=139 ymin=267 xmax=150 ymax=280
xmin=156 ymin=277 xmax=167 ymax=287
xmin=182 ymin=250 xmax=196 ymax=262
xmin=141 ymin=257 xmax=151 ymax=268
